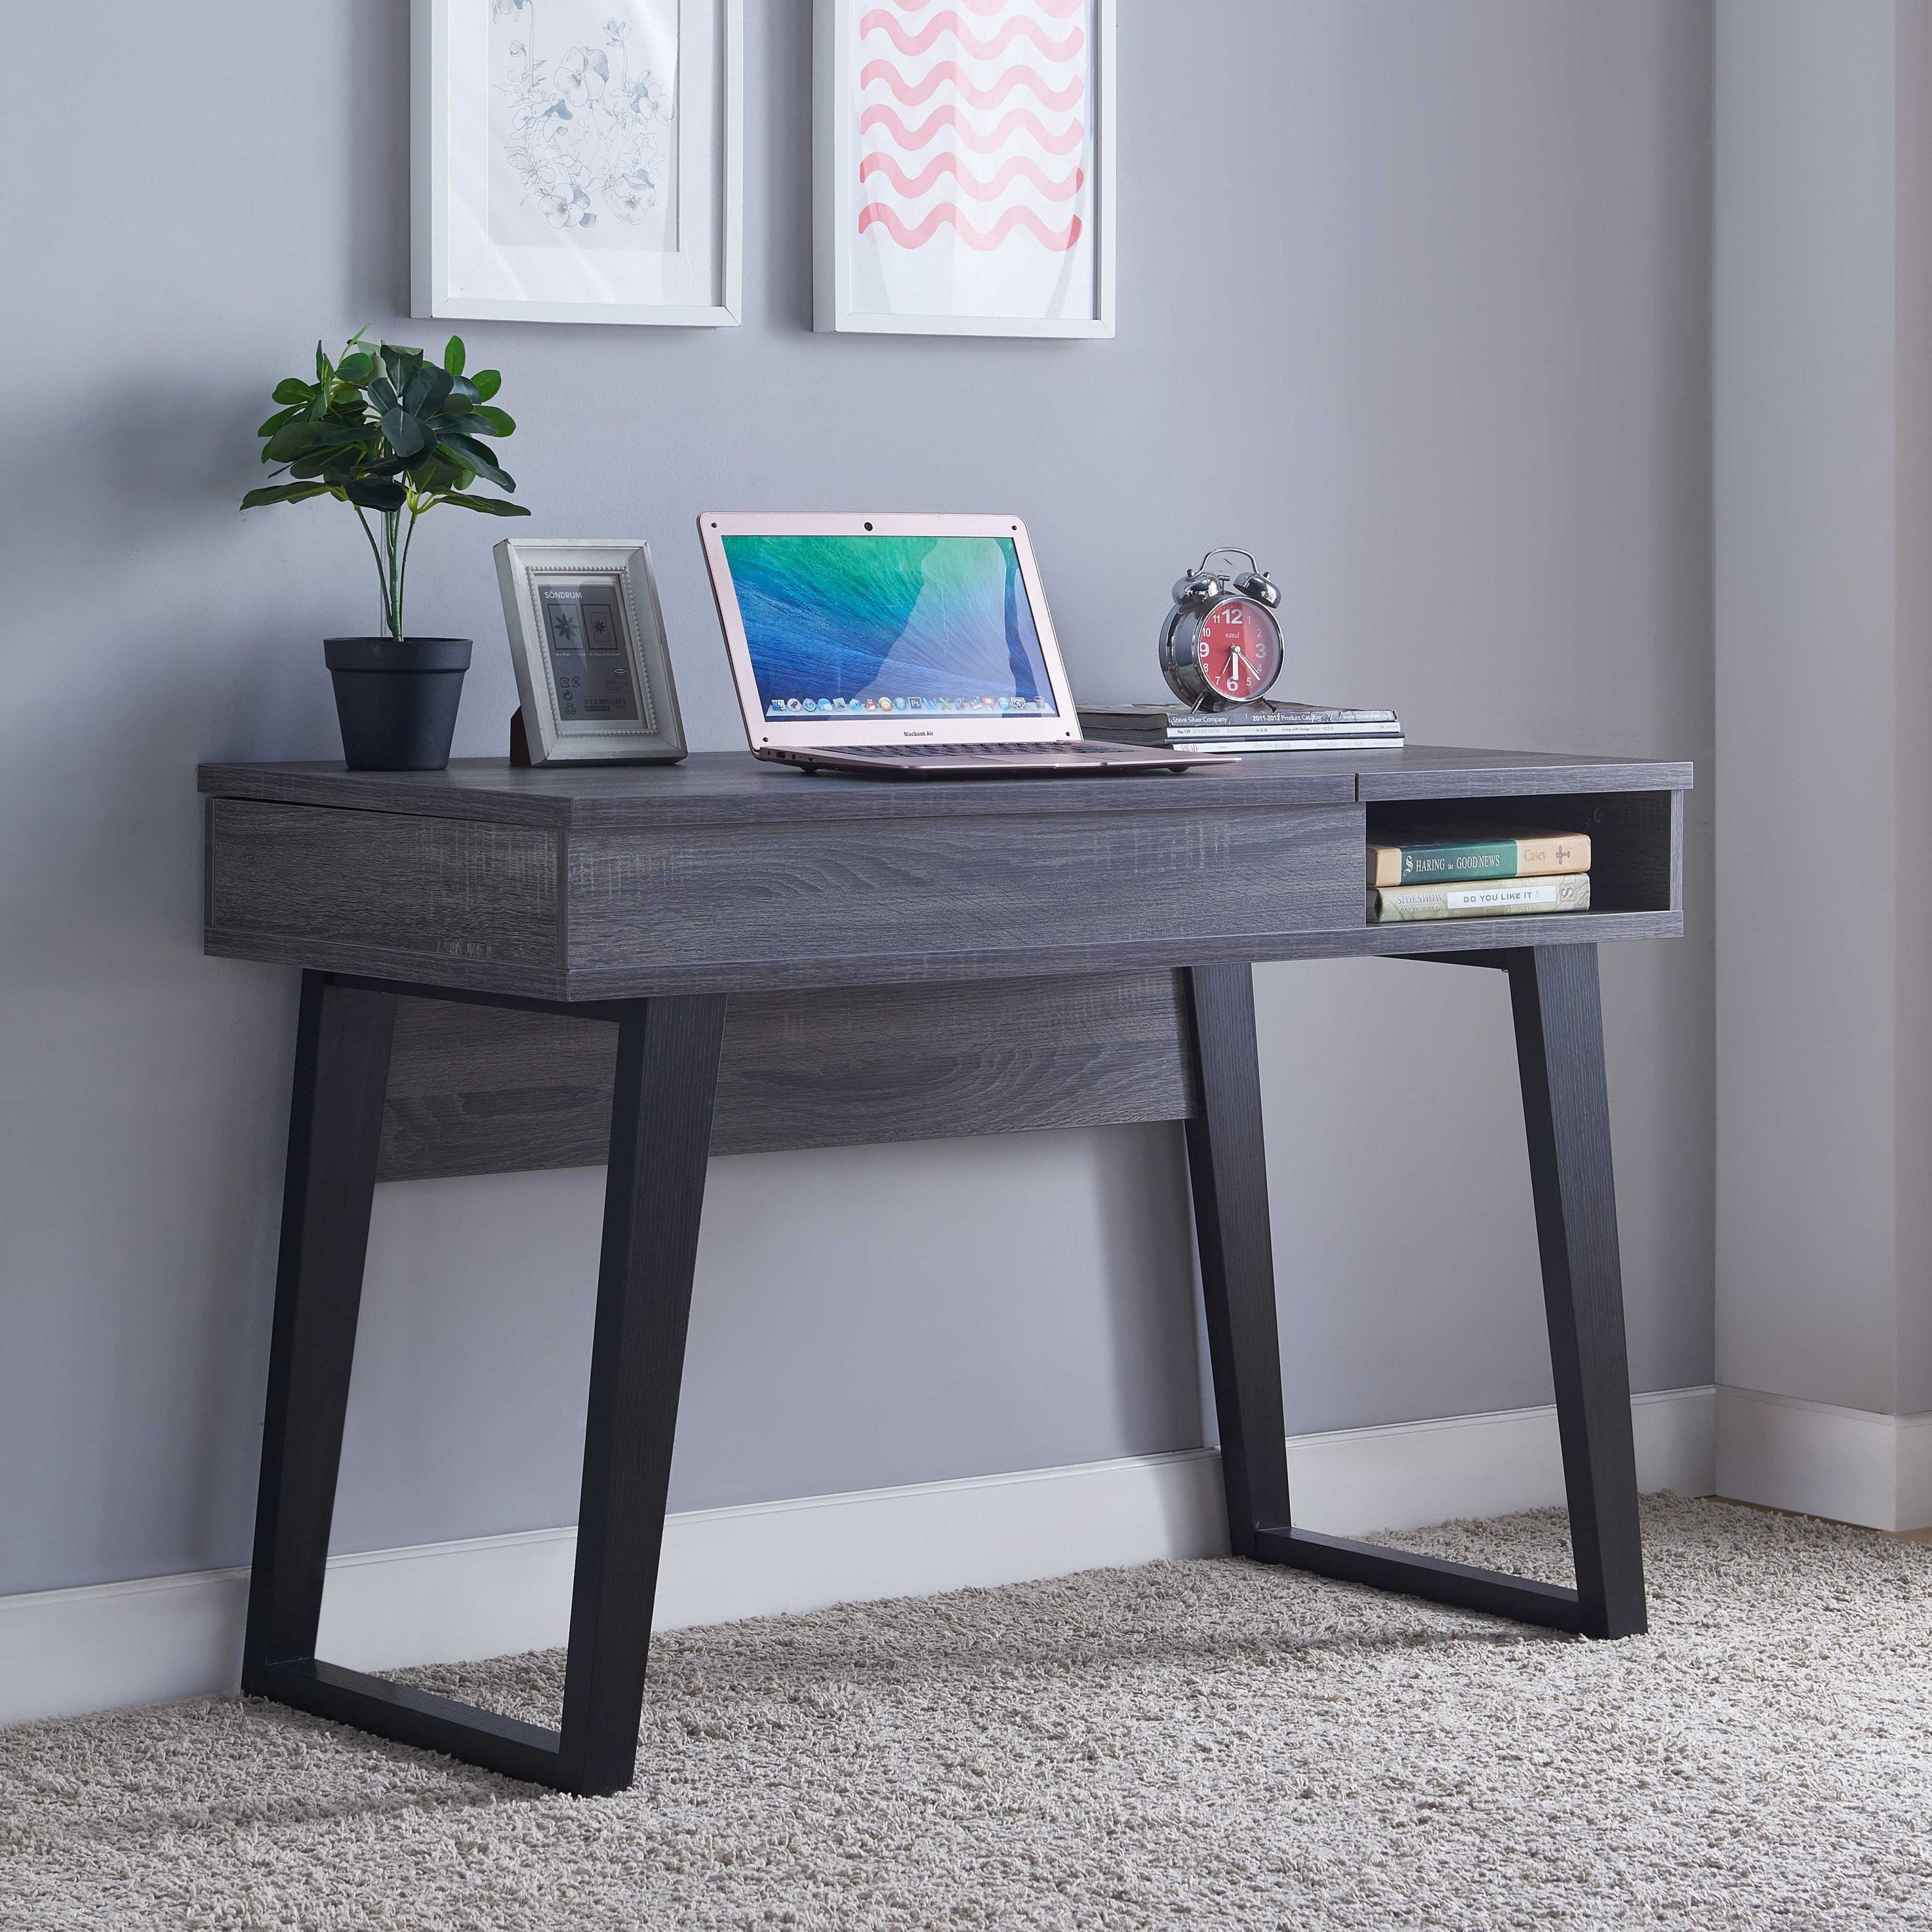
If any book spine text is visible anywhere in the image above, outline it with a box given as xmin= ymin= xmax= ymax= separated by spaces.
xmin=1368 ymin=874 xmax=1592 ymax=923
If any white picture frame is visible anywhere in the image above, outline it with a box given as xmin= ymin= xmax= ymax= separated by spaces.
xmin=495 ymin=540 xmax=687 ymax=763
xmin=412 ymin=0 xmax=743 ymax=328
xmin=813 ymin=0 xmax=1115 ymax=338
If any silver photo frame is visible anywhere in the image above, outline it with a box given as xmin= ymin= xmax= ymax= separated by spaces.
xmin=495 ymin=539 xmax=687 ymax=764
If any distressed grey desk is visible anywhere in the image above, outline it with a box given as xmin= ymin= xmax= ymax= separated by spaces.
xmin=200 ymin=746 xmax=1690 ymax=1795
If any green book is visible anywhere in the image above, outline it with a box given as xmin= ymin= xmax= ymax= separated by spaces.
xmin=1366 ymin=827 xmax=1591 ymax=887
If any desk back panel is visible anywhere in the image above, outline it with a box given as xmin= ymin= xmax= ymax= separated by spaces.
xmin=377 ymin=969 xmax=1202 ymax=1182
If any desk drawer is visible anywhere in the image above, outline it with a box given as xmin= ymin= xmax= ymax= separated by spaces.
xmin=207 ymin=799 xmax=562 ymax=975
xmin=565 ymin=803 xmax=1365 ymax=979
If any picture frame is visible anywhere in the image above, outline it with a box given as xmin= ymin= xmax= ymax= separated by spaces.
xmin=412 ymin=0 xmax=743 ymax=328
xmin=813 ymin=0 xmax=1115 ymax=338
xmin=495 ymin=540 xmax=687 ymax=764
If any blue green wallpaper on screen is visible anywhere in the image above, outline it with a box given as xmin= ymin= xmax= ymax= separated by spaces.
xmin=723 ymin=535 xmax=1058 ymax=719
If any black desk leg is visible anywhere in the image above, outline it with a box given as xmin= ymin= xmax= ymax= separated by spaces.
xmin=559 ymin=994 xmax=727 ymax=1795
xmin=243 ymin=971 xmax=397 ymax=1685
xmin=1181 ymin=962 xmax=1292 ymax=1557
xmin=1506 ymin=944 xmax=1646 ymax=1638
xmin=1182 ymin=952 xmax=1645 ymax=1640
xmin=243 ymin=980 xmax=726 ymax=1797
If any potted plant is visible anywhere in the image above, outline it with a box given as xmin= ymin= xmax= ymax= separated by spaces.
xmin=242 ymin=332 xmax=530 ymax=770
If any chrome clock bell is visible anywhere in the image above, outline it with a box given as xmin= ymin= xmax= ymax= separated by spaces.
xmin=1158 ymin=547 xmax=1286 ymax=710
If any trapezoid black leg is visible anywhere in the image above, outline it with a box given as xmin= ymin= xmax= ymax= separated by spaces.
xmin=1189 ymin=949 xmax=1642 ymax=1641
xmin=1182 ymin=962 xmax=1292 ymax=1557
xmin=557 ymin=992 xmax=728 ymax=1797
xmin=243 ymin=971 xmax=397 ymax=1687
xmin=1506 ymin=943 xmax=1647 ymax=1638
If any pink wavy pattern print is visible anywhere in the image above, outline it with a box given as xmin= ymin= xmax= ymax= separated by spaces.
xmin=859 ymin=10 xmax=1086 ymax=61
xmin=860 ymin=103 xmax=1086 ymax=156
xmin=860 ymin=202 xmax=1083 ymax=251
xmin=860 ymin=151 xmax=1084 ymax=202
xmin=881 ymin=0 xmax=1083 ymax=14
xmin=857 ymin=0 xmax=1091 ymax=267
xmin=860 ymin=59 xmax=1083 ymax=112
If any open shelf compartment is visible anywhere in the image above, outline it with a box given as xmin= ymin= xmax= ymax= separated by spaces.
xmin=1363 ymin=788 xmax=1681 ymax=920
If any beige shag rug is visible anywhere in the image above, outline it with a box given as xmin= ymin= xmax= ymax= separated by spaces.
xmin=5 ymin=1495 xmax=1932 ymax=1929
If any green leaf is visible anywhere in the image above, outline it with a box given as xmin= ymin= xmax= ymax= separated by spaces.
xmin=440 ymin=412 xmax=504 ymax=440
xmin=381 ymin=408 xmax=435 ymax=459
xmin=240 ymin=482 xmax=335 ymax=509
xmin=271 ymin=377 xmax=312 ymax=406
xmin=443 ymin=492 xmax=532 ymax=516
xmin=442 ymin=335 xmax=466 ymax=376
xmin=345 ymin=477 xmax=408 ymax=511
xmin=437 ymin=436 xmax=513 ymax=491
xmin=337 ymin=352 xmax=375 ymax=384
xmin=367 ymin=375 xmax=399 ymax=412
xmin=473 ymin=404 xmax=515 ymax=436
xmin=263 ymin=421 xmax=323 ymax=460
xmin=380 ymin=345 xmax=424 ymax=392
xmin=447 ymin=374 xmax=480 ymax=407
xmin=256 ymin=405 xmax=302 ymax=439
xmin=265 ymin=418 xmax=372 ymax=461
xmin=404 ymin=365 xmax=454 ymax=417
xmin=471 ymin=368 xmax=502 ymax=401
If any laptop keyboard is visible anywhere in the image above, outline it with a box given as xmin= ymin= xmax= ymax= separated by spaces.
xmin=820 ymin=742 xmax=1153 ymax=759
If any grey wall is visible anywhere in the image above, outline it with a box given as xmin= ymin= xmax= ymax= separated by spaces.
xmin=0 ymin=1 xmax=1714 ymax=1596
xmin=1714 ymin=0 xmax=1932 ymax=1419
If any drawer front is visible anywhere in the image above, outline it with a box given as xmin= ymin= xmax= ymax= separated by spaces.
xmin=207 ymin=800 xmax=562 ymax=979
xmin=567 ymin=803 xmax=1364 ymax=978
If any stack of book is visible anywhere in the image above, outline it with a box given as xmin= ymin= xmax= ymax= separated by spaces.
xmin=1078 ymin=701 xmax=1403 ymax=755
xmin=1367 ymin=826 xmax=1593 ymax=924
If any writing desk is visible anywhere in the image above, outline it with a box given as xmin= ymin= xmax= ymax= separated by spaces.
xmin=200 ymin=746 xmax=1690 ymax=1795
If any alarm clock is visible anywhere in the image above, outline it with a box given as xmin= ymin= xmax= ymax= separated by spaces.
xmin=1157 ymin=547 xmax=1286 ymax=710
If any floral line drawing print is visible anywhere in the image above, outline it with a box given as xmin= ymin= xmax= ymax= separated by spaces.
xmin=491 ymin=0 xmax=676 ymax=240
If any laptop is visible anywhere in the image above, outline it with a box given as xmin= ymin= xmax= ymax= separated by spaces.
xmin=697 ymin=513 xmax=1236 ymax=777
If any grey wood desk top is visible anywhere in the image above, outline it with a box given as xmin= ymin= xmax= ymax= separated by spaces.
xmin=200 ymin=746 xmax=1692 ymax=829
xmin=200 ymin=748 xmax=1690 ymax=1001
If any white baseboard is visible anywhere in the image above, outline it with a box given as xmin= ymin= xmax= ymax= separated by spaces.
xmin=0 ymin=1386 xmax=1714 ymax=1730
xmin=1716 ymin=1384 xmax=1932 ymax=1531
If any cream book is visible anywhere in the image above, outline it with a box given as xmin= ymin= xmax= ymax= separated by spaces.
xmin=1369 ymin=873 xmax=1592 ymax=923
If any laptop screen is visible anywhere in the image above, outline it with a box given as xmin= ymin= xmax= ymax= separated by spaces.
xmin=720 ymin=534 xmax=1061 ymax=723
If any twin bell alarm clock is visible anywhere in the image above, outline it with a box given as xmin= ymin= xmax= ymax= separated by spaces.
xmin=1157 ymin=547 xmax=1285 ymax=710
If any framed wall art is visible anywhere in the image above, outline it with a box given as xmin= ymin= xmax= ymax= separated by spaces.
xmin=412 ymin=0 xmax=743 ymax=327
xmin=495 ymin=540 xmax=687 ymax=762
xmin=813 ymin=0 xmax=1115 ymax=337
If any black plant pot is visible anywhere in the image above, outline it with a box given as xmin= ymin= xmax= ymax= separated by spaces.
xmin=324 ymin=637 xmax=471 ymax=772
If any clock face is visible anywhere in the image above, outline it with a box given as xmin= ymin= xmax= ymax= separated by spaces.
xmin=1197 ymin=598 xmax=1283 ymax=702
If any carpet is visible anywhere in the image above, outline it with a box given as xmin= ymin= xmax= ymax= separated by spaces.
xmin=5 ymin=1495 xmax=1932 ymax=1929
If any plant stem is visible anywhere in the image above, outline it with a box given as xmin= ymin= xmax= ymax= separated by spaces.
xmin=384 ymin=509 xmax=402 ymax=638
xmin=397 ymin=502 xmax=422 ymax=641
xmin=352 ymin=504 xmax=392 ymax=635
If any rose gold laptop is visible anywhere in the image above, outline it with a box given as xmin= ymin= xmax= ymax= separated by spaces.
xmin=697 ymin=512 xmax=1235 ymax=778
